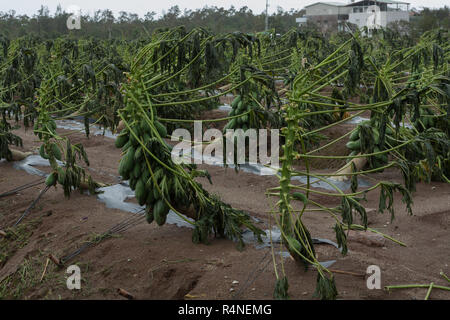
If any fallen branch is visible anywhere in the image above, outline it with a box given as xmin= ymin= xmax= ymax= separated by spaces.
xmin=117 ymin=288 xmax=135 ymax=300
xmin=385 ymin=284 xmax=450 ymax=292
xmin=424 ymin=282 xmax=434 ymax=300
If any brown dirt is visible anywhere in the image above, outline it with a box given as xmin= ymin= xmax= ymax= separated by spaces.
xmin=0 ymin=121 xmax=449 ymax=300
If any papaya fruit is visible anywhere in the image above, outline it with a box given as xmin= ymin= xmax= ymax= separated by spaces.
xmin=292 ymin=192 xmax=308 ymax=205
xmin=50 ymin=143 xmax=62 ymax=161
xmin=115 ymin=134 xmax=129 ymax=149
xmin=153 ymin=199 xmax=169 ymax=226
xmin=346 ymin=140 xmax=361 ymax=151
xmin=39 ymin=145 xmax=49 ymax=159
xmin=231 ymin=95 xmax=241 ymax=108
xmin=145 ymin=209 xmax=154 ymax=224
xmin=154 ymin=121 xmax=167 ymax=138
xmin=45 ymin=172 xmax=57 ymax=186
xmin=349 ymin=129 xmax=360 ymax=141
xmin=123 ymin=146 xmax=135 ymax=173
xmin=135 ymin=178 xmax=147 ymax=206
xmin=57 ymin=167 xmax=66 ymax=184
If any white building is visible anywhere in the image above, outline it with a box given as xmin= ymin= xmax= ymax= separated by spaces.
xmin=298 ymin=0 xmax=410 ymax=32
xmin=347 ymin=0 xmax=410 ymax=30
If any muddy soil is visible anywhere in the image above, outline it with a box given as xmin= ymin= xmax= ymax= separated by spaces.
xmin=0 ymin=116 xmax=449 ymax=300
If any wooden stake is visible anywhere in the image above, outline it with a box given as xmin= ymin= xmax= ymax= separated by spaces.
xmin=329 ymin=268 xmax=366 ymax=278
xmin=314 ymin=267 xmax=365 ymax=278
xmin=40 ymin=258 xmax=50 ymax=282
xmin=117 ymin=288 xmax=135 ymax=300
xmin=48 ymin=253 xmax=61 ymax=266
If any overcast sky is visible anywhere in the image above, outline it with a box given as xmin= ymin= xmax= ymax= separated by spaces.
xmin=0 ymin=0 xmax=448 ymax=17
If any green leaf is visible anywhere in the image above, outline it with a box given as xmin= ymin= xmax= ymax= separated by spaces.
xmin=273 ymin=276 xmax=289 ymax=300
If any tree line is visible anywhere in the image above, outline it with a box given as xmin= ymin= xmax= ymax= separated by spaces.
xmin=0 ymin=4 xmax=448 ymax=39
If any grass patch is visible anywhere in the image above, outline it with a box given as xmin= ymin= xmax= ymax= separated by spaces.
xmin=0 ymin=218 xmax=42 ymax=267
xmin=0 ymin=252 xmax=64 ymax=299
xmin=0 ymin=254 xmax=97 ymax=299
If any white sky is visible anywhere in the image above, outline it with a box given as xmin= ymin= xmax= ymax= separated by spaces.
xmin=0 ymin=0 xmax=448 ymax=17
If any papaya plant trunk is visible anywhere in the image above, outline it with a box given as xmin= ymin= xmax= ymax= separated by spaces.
xmin=333 ymin=154 xmax=368 ymax=181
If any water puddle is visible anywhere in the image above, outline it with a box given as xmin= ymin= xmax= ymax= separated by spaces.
xmin=291 ymin=175 xmax=371 ymax=191
xmin=56 ymin=119 xmax=116 ymax=139
xmin=242 ymin=227 xmax=338 ymax=266
xmin=345 ymin=116 xmax=370 ymax=125
xmin=218 ymin=105 xmax=232 ymax=112
xmin=12 ymin=155 xmax=62 ymax=177
xmin=97 ymin=182 xmax=195 ymax=229
xmin=345 ymin=116 xmax=413 ymax=129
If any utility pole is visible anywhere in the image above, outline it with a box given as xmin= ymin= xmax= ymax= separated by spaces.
xmin=265 ymin=0 xmax=269 ymax=31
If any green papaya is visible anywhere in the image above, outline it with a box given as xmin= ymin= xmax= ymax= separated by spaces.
xmin=134 ymin=146 xmax=143 ymax=160
xmin=292 ymin=192 xmax=308 ymax=205
xmin=142 ymin=170 xmax=150 ymax=184
xmin=132 ymin=162 xmax=141 ymax=178
xmin=142 ymin=133 xmax=150 ymax=145
xmin=39 ymin=145 xmax=49 ymax=159
xmin=284 ymin=235 xmax=302 ymax=255
xmin=57 ymin=167 xmax=66 ymax=185
xmin=140 ymin=119 xmax=151 ymax=133
xmin=45 ymin=172 xmax=57 ymax=187
xmin=50 ymin=143 xmax=62 ymax=161
xmin=153 ymin=199 xmax=169 ymax=226
xmin=123 ymin=146 xmax=135 ymax=173
xmin=346 ymin=140 xmax=361 ymax=151
xmin=349 ymin=129 xmax=360 ymax=141
xmin=130 ymin=133 xmax=139 ymax=147
xmin=135 ymin=178 xmax=147 ymax=206
xmin=129 ymin=177 xmax=137 ymax=190
xmin=231 ymin=95 xmax=241 ymax=108
xmin=146 ymin=188 xmax=155 ymax=206
xmin=122 ymin=140 xmax=132 ymax=152
xmin=115 ymin=134 xmax=129 ymax=149
xmin=145 ymin=208 xmax=154 ymax=224
xmin=372 ymin=129 xmax=380 ymax=145
xmin=153 ymin=185 xmax=161 ymax=200
xmin=154 ymin=121 xmax=167 ymax=138
xmin=385 ymin=126 xmax=394 ymax=135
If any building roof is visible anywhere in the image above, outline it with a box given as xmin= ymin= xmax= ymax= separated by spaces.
xmin=304 ymin=2 xmax=348 ymax=8
xmin=305 ymin=0 xmax=410 ymax=8
xmin=346 ymin=0 xmax=410 ymax=6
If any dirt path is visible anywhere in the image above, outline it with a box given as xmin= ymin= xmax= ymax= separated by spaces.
xmin=0 ymin=122 xmax=449 ymax=300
